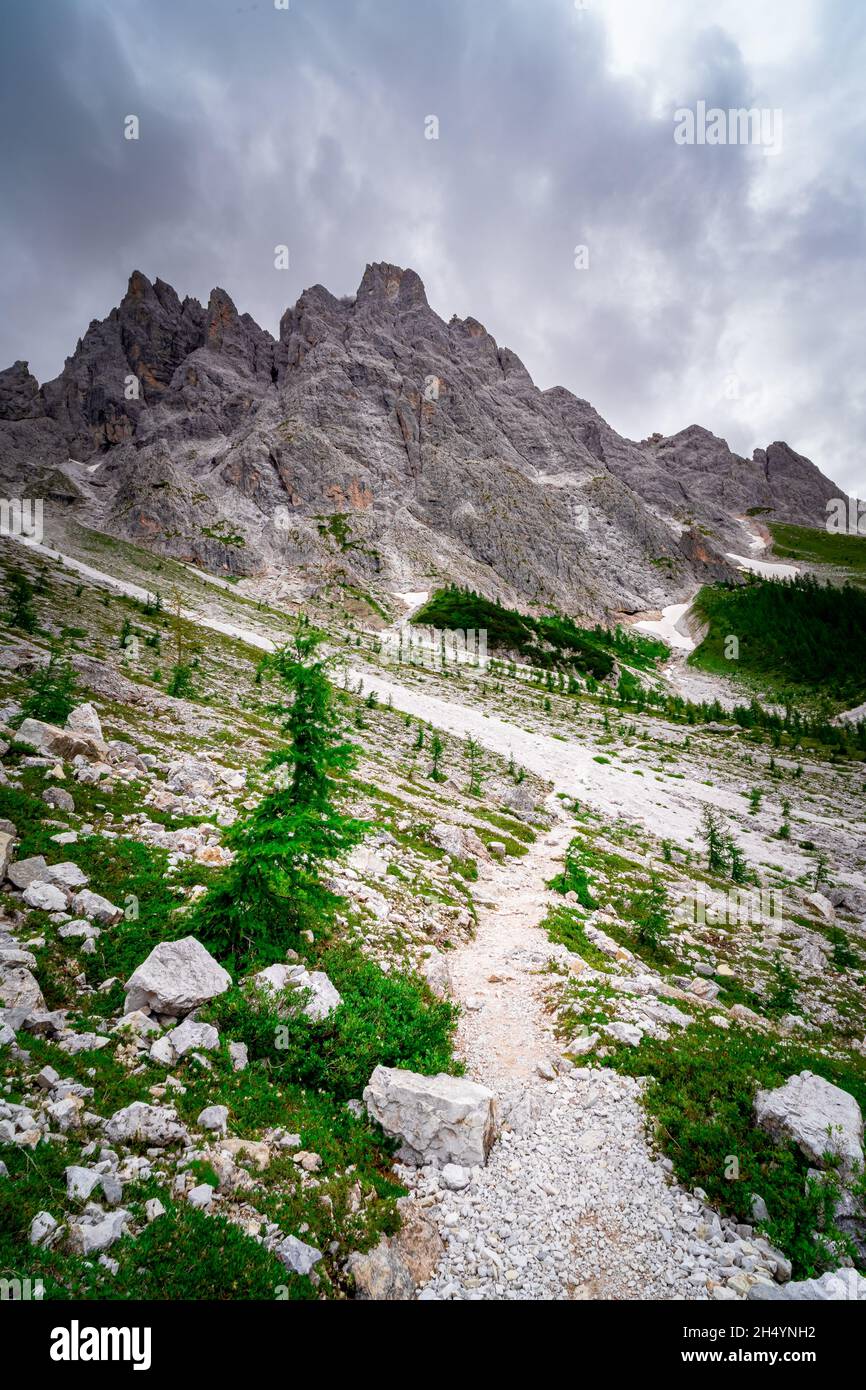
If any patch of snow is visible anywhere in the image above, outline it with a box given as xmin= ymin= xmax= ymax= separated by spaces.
xmin=725 ymin=553 xmax=798 ymax=579
xmin=634 ymin=603 xmax=695 ymax=653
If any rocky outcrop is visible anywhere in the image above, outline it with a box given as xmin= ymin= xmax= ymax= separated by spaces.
xmin=124 ymin=937 xmax=231 ymax=1018
xmin=104 ymin=1102 xmax=189 ymax=1147
xmin=748 ymin=1269 xmax=866 ymax=1301
xmin=754 ymin=1071 xmax=864 ymax=1176
xmin=0 ymin=262 xmax=844 ymax=619
xmin=249 ymin=963 xmax=342 ymax=1022
xmin=16 ymin=717 xmax=107 ymax=763
xmin=363 ymin=1065 xmax=500 ymax=1167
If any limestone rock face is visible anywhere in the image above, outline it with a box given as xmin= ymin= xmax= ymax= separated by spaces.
xmin=363 ymin=1065 xmax=500 ymax=1167
xmin=1 ymin=262 xmax=844 ymax=620
xmin=0 ymin=360 xmax=46 ymax=421
xmin=124 ymin=936 xmax=231 ymax=1017
xmin=754 ymin=1071 xmax=864 ymax=1175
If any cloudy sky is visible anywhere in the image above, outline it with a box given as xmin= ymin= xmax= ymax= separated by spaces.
xmin=1 ymin=0 xmax=863 ymax=492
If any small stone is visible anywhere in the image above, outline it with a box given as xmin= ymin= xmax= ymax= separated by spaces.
xmin=274 ymin=1233 xmax=323 ymax=1276
xmin=30 ymin=1211 xmax=59 ymax=1245
xmin=750 ymin=1193 xmax=770 ymax=1224
xmin=23 ymin=881 xmax=67 ymax=912
xmin=187 ymin=1183 xmax=214 ymax=1209
xmin=197 ymin=1104 xmax=229 ymax=1133
xmin=440 ymin=1163 xmax=472 ymax=1191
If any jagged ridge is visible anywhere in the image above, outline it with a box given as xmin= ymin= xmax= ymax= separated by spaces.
xmin=0 ymin=263 xmax=841 ymax=619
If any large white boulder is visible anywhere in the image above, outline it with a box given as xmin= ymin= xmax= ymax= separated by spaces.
xmin=23 ymin=881 xmax=67 ymax=912
xmin=755 ymin=1071 xmax=864 ymax=1175
xmin=429 ymin=822 xmax=488 ymax=862
xmin=16 ymin=717 xmax=107 ymax=763
xmin=363 ymin=1065 xmax=499 ymax=1167
xmin=124 ymin=936 xmax=231 ymax=1018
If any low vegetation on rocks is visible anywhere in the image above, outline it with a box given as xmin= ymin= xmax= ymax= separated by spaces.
xmin=1 ymin=518 xmax=864 ymax=1304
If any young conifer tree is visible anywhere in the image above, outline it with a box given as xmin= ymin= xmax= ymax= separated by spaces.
xmin=6 ymin=568 xmax=38 ymax=633
xmin=192 ymin=619 xmax=366 ymax=967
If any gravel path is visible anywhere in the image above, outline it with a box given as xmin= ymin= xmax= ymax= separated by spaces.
xmin=408 ymin=805 xmax=764 ymax=1301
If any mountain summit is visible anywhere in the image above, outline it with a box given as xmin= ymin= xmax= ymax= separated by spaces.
xmin=0 ymin=263 xmax=841 ymax=618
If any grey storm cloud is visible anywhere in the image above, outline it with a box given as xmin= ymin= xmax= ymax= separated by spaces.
xmin=0 ymin=0 xmax=863 ymax=493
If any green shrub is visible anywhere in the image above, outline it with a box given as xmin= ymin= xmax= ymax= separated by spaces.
xmin=548 ymin=839 xmax=597 ymax=908
xmin=603 ymin=1023 xmax=866 ymax=1277
xmin=206 ymin=944 xmax=458 ymax=1101
xmin=4 ymin=567 xmax=38 ymax=633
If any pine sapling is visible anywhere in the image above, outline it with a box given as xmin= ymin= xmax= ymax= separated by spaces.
xmin=465 ymin=736 xmax=482 ymax=796
xmin=429 ymin=732 xmax=445 ymax=782
xmin=5 ymin=568 xmax=38 ymax=633
xmin=190 ymin=619 xmax=367 ymax=967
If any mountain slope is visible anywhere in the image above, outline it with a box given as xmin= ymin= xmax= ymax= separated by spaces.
xmin=0 ymin=263 xmax=842 ymax=620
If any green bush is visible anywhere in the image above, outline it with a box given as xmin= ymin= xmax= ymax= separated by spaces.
xmin=206 ymin=944 xmax=459 ymax=1101
xmin=548 ymin=838 xmax=597 ymax=907
xmin=603 ymin=1023 xmax=866 ymax=1277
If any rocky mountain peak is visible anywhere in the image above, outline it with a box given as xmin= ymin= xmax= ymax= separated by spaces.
xmin=356 ymin=261 xmax=429 ymax=311
xmin=0 ymin=261 xmax=846 ymax=619
xmin=0 ymin=360 xmax=44 ymax=422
